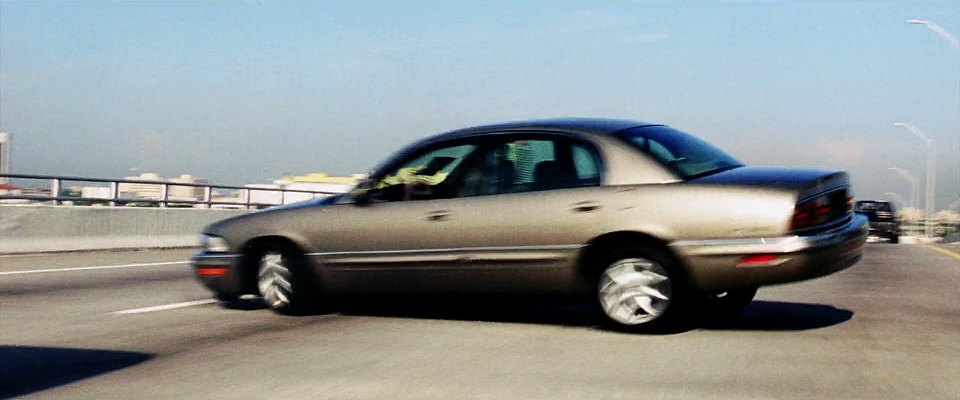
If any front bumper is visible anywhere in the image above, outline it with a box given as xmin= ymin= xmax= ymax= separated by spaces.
xmin=192 ymin=252 xmax=246 ymax=297
xmin=670 ymin=214 xmax=868 ymax=293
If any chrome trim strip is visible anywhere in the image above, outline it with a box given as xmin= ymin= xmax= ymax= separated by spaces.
xmin=322 ymin=264 xmax=566 ymax=272
xmin=321 ymin=254 xmax=456 ymax=264
xmin=306 ymin=244 xmax=584 ymax=258
xmin=192 ymin=253 xmax=242 ymax=260
xmin=671 ymin=237 xmax=808 ymax=255
xmin=670 ymin=214 xmax=868 ymax=256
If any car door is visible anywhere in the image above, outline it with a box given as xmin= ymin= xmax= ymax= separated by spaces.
xmin=311 ymin=141 xmax=490 ymax=293
xmin=430 ymin=133 xmax=607 ymax=294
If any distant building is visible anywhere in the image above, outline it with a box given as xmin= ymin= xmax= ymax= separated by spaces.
xmin=80 ymin=186 xmax=112 ymax=200
xmin=280 ymin=172 xmax=364 ymax=185
xmin=0 ymin=132 xmax=10 ymax=183
xmin=168 ymin=174 xmax=209 ymax=202
xmin=116 ymin=172 xmax=209 ymax=202
xmin=0 ymin=183 xmax=21 ymax=195
xmin=0 ymin=182 xmax=26 ymax=204
xmin=18 ymin=186 xmax=50 ymax=197
xmin=246 ymin=173 xmax=362 ymax=206
xmin=278 ymin=173 xmax=362 ymax=198
xmin=119 ymin=172 xmax=164 ymax=200
xmin=245 ymin=183 xmax=285 ymax=205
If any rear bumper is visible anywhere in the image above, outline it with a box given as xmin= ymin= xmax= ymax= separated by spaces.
xmin=192 ymin=252 xmax=246 ymax=297
xmin=867 ymin=221 xmax=899 ymax=237
xmin=670 ymin=214 xmax=868 ymax=293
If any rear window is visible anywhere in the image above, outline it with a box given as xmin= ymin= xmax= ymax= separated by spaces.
xmin=614 ymin=126 xmax=743 ymax=179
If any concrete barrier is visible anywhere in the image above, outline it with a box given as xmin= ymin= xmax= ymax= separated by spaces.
xmin=0 ymin=205 xmax=249 ymax=254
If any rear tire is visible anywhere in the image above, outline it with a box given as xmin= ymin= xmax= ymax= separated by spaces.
xmin=889 ymin=235 xmax=899 ymax=244
xmin=254 ymin=241 xmax=317 ymax=314
xmin=595 ymin=246 xmax=687 ymax=332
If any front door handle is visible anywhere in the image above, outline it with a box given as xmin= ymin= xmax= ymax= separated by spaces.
xmin=570 ymin=201 xmax=602 ymax=213
xmin=426 ymin=210 xmax=451 ymax=222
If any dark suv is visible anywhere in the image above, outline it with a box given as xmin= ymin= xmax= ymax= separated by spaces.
xmin=854 ymin=200 xmax=900 ymax=243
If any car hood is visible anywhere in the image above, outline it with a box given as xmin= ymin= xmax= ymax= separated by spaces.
xmin=202 ymin=194 xmax=344 ymax=235
xmin=262 ymin=194 xmax=343 ymax=212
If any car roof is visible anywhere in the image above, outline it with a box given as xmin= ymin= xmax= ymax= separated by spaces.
xmin=423 ymin=118 xmax=660 ymax=143
xmin=370 ymin=118 xmax=666 ymax=180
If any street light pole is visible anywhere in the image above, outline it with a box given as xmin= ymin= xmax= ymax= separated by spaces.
xmin=893 ymin=123 xmax=936 ymax=237
xmin=884 ymin=192 xmax=908 ymax=209
xmin=906 ymin=19 xmax=960 ymax=49
xmin=888 ymin=167 xmax=919 ymax=209
xmin=904 ymin=18 xmax=958 ymax=236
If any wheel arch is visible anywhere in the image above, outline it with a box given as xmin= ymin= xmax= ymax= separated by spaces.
xmin=577 ymin=230 xmax=689 ymax=282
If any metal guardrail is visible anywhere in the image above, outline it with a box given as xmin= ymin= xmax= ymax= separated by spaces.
xmin=0 ymin=173 xmax=342 ymax=210
xmin=902 ymin=222 xmax=959 ymax=238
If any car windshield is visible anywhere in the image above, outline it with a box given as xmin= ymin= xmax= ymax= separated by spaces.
xmin=614 ymin=126 xmax=743 ymax=179
xmin=855 ymin=202 xmax=893 ymax=212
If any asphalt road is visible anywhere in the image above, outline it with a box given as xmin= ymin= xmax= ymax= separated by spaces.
xmin=1 ymin=244 xmax=958 ymax=399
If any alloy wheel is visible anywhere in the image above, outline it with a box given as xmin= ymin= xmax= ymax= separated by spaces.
xmin=598 ymin=257 xmax=673 ymax=325
xmin=257 ymin=251 xmax=294 ymax=309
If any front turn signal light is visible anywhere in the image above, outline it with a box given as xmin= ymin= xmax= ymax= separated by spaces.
xmin=196 ymin=267 xmax=228 ymax=277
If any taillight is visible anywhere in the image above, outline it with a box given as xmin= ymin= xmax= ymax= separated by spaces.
xmin=791 ymin=195 xmax=833 ymax=230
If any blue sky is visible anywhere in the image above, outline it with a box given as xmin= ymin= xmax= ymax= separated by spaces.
xmin=1 ymin=1 xmax=958 ymax=210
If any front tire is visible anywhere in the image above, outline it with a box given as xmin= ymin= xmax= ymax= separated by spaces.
xmin=255 ymin=242 xmax=316 ymax=313
xmin=595 ymin=247 xmax=686 ymax=331
xmin=215 ymin=292 xmax=240 ymax=302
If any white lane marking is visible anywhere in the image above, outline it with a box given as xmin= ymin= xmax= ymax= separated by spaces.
xmin=108 ymin=299 xmax=218 ymax=315
xmin=0 ymin=253 xmax=63 ymax=258
xmin=0 ymin=261 xmax=190 ymax=276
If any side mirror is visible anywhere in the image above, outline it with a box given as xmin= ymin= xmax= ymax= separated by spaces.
xmin=349 ymin=180 xmax=374 ymax=206
xmin=350 ymin=188 xmax=370 ymax=205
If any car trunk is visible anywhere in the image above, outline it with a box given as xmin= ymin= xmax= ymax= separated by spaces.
xmin=690 ymin=166 xmax=853 ymax=233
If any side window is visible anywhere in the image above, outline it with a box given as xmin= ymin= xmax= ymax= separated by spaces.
xmin=455 ymin=137 xmax=600 ymax=197
xmin=371 ymin=144 xmax=476 ymax=202
xmin=512 ymin=140 xmax=555 ymax=187
xmin=648 ymin=140 xmax=675 ymax=161
xmin=572 ymin=144 xmax=600 ymax=184
xmin=455 ymin=140 xmax=554 ymax=197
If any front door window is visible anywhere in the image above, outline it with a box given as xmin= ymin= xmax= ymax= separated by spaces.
xmin=369 ymin=144 xmax=477 ymax=202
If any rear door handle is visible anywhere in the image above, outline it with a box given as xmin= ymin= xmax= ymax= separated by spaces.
xmin=570 ymin=201 xmax=602 ymax=213
xmin=426 ymin=210 xmax=451 ymax=221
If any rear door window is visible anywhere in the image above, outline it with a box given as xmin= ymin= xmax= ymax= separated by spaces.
xmin=454 ymin=135 xmax=601 ymax=197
